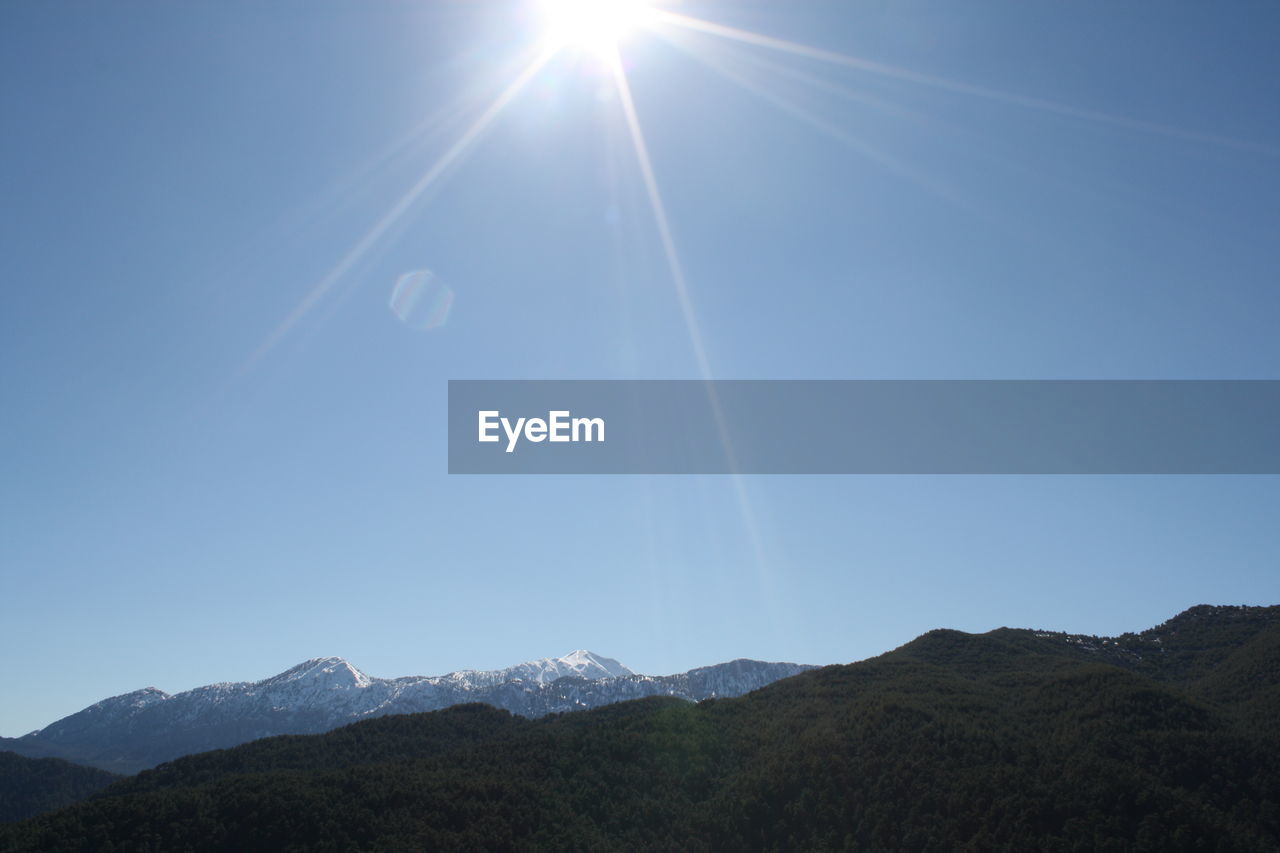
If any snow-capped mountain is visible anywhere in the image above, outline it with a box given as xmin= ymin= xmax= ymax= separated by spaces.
xmin=4 ymin=652 xmax=812 ymax=774
xmin=434 ymin=649 xmax=634 ymax=687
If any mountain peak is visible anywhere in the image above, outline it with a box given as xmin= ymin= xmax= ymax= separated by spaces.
xmin=1138 ymin=604 xmax=1280 ymax=640
xmin=557 ymin=650 xmax=633 ymax=679
xmin=267 ymin=657 xmax=371 ymax=689
xmin=91 ymin=686 xmax=171 ymax=711
xmin=16 ymin=653 xmax=811 ymax=772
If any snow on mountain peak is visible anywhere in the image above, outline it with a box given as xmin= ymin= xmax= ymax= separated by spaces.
xmin=557 ymin=650 xmax=633 ymax=679
xmin=19 ymin=653 xmax=813 ymax=771
xmin=434 ymin=650 xmax=635 ymax=687
xmin=268 ymin=657 xmax=371 ymax=689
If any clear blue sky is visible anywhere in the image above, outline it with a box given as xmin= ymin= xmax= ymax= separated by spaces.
xmin=2 ymin=0 xmax=1278 ymax=736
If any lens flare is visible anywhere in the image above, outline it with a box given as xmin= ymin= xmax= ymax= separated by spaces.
xmin=390 ymin=270 xmax=454 ymax=330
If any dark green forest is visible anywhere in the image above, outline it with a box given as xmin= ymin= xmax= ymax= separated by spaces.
xmin=0 ymin=754 xmax=119 ymax=824
xmin=3 ymin=604 xmax=1277 ymax=852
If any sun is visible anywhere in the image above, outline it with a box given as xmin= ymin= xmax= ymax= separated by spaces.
xmin=540 ymin=0 xmax=655 ymax=57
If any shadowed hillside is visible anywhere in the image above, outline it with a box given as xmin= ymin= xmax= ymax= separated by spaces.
xmin=0 ymin=754 xmax=120 ymax=824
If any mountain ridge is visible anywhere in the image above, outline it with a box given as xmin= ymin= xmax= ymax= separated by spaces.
xmin=3 ymin=603 xmax=1276 ymax=851
xmin=5 ymin=650 xmax=812 ymax=774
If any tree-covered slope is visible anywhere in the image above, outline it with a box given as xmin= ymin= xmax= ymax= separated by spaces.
xmin=3 ymin=605 xmax=1277 ymax=852
xmin=0 ymin=754 xmax=120 ymax=824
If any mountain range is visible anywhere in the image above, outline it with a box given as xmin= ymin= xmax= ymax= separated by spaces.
xmin=3 ymin=604 xmax=1276 ymax=851
xmin=1 ymin=650 xmax=812 ymax=774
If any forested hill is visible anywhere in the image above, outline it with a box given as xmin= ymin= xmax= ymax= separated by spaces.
xmin=0 ymin=754 xmax=120 ymax=824
xmin=3 ymin=604 xmax=1278 ymax=852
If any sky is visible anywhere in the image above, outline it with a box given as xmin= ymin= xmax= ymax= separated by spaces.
xmin=2 ymin=0 xmax=1278 ymax=736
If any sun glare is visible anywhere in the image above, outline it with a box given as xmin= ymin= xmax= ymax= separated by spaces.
xmin=541 ymin=0 xmax=653 ymax=56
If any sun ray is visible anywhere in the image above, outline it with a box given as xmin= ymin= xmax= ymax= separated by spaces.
xmin=605 ymin=47 xmax=713 ymax=382
xmin=653 ymin=10 xmax=1279 ymax=155
xmin=656 ymin=27 xmax=978 ymax=214
xmin=243 ymin=47 xmax=558 ymax=369
xmin=673 ymin=30 xmax=945 ymax=130
xmin=606 ymin=46 xmax=784 ymax=630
